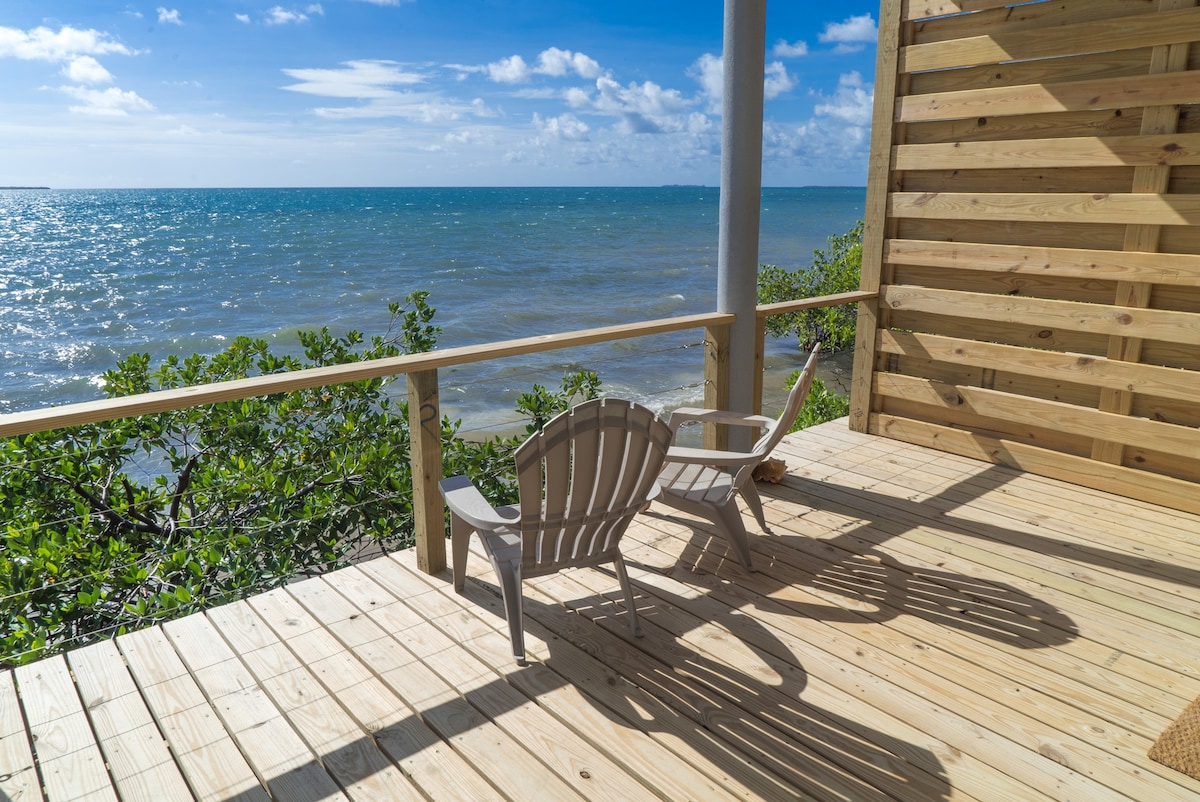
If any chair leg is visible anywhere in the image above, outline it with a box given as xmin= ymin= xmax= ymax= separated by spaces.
xmin=450 ymin=513 xmax=473 ymax=593
xmin=739 ymin=481 xmax=771 ymax=534
xmin=612 ymin=555 xmax=643 ymax=638
xmin=491 ymin=555 xmax=527 ymax=665
xmin=713 ymin=501 xmax=756 ymax=572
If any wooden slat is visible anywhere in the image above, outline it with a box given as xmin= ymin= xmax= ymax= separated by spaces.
xmin=67 ymin=640 xmax=193 ymax=801
xmin=902 ymin=0 xmax=1020 ymax=20
xmin=161 ymin=613 xmax=350 ymax=801
xmin=896 ymin=71 xmax=1200 ymax=122
xmin=888 ymin=191 xmax=1200 ymax=225
xmin=871 ymin=413 xmax=1200 ymax=514
xmin=878 ymin=329 xmax=1200 ymax=403
xmin=204 ymin=601 xmax=420 ymax=802
xmin=875 ymin=371 xmax=1200 ymax=466
xmin=355 ymin=560 xmax=764 ymax=802
xmin=13 ymin=655 xmax=116 ymax=801
xmin=117 ymin=625 xmax=269 ymax=802
xmin=246 ymin=586 xmax=504 ymax=802
xmin=893 ymin=132 xmax=1200 ymax=171
xmin=884 ymin=238 xmax=1200 ymax=287
xmin=275 ymin=578 xmax=590 ymax=802
xmin=0 ymin=671 xmax=42 ymax=801
xmin=900 ymin=6 xmax=1200 ymax=72
xmin=881 ymin=284 xmax=1200 ymax=345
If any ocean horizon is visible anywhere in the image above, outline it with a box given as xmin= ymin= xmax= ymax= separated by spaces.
xmin=1 ymin=186 xmax=866 ymax=430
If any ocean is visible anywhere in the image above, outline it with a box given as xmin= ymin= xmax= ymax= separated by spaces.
xmin=0 ymin=186 xmax=865 ymax=432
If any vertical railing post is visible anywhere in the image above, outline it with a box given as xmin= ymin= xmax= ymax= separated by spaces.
xmin=704 ymin=324 xmax=731 ymax=450
xmin=407 ymin=369 xmax=445 ymax=574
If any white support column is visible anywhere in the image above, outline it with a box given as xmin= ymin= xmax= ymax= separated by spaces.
xmin=717 ymin=0 xmax=766 ymax=450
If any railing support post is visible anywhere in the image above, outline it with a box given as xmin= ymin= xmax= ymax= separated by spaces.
xmin=407 ymin=369 xmax=445 ymax=574
xmin=704 ymin=324 xmax=731 ymax=450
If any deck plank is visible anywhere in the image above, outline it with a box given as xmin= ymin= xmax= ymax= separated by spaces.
xmin=204 ymin=600 xmax=420 ymax=802
xmin=66 ymin=640 xmax=193 ymax=801
xmin=282 ymin=573 xmax=595 ymax=802
xmin=117 ymin=624 xmax=269 ymax=802
xmin=162 ymin=612 xmax=349 ymax=801
xmin=0 ymin=670 xmax=43 ymax=801
xmin=13 ymin=655 xmax=116 ymax=801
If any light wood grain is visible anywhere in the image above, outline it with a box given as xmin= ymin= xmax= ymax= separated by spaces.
xmin=0 ymin=671 xmax=43 ymax=802
xmin=889 ymin=191 xmax=1200 ymax=225
xmin=897 ymin=71 xmax=1200 ymax=123
xmin=900 ymin=6 xmax=1200 ymax=73
xmin=883 ymin=238 xmax=1200 ymax=286
xmin=894 ymin=133 xmax=1200 ymax=171
xmin=13 ymin=656 xmax=117 ymax=802
xmin=67 ymin=641 xmax=193 ymax=801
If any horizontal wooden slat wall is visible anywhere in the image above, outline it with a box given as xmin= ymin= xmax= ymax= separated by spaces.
xmin=852 ymin=0 xmax=1200 ymax=514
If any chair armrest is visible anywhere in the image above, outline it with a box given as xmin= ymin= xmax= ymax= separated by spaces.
xmin=667 ymin=407 xmax=775 ymax=432
xmin=663 ymin=445 xmax=762 ymax=468
xmin=439 ymin=475 xmax=520 ymax=532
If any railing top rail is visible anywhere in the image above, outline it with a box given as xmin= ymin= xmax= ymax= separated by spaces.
xmin=755 ymin=290 xmax=877 ymax=319
xmin=0 ymin=311 xmax=735 ymax=438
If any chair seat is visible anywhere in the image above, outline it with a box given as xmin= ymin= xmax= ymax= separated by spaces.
xmin=658 ymin=462 xmax=736 ymax=505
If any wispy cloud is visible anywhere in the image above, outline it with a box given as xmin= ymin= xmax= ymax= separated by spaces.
xmin=157 ymin=8 xmax=183 ymax=26
xmin=266 ymin=5 xmax=325 ymax=26
xmin=282 ymin=60 xmax=425 ymax=98
xmin=59 ymin=85 xmax=154 ymax=116
xmin=0 ymin=25 xmax=131 ymax=61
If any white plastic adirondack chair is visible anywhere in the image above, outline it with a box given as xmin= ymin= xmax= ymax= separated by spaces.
xmin=656 ymin=343 xmax=821 ymax=571
xmin=439 ymin=397 xmax=673 ymax=665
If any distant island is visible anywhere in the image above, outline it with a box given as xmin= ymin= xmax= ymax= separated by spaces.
xmin=1 ymin=186 xmax=50 ymax=190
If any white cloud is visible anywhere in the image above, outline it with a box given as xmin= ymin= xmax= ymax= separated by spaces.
xmin=764 ymin=62 xmax=795 ymax=99
xmin=690 ymin=54 xmax=795 ymax=109
xmin=773 ymin=40 xmax=808 ymax=58
xmin=818 ymin=14 xmax=878 ymax=54
xmin=63 ymin=55 xmax=114 ymax=85
xmin=282 ymin=60 xmax=425 ymax=98
xmin=157 ymin=8 xmax=183 ymax=26
xmin=534 ymin=112 xmax=590 ymax=141
xmin=235 ymin=14 xmax=251 ymax=24
xmin=487 ymin=55 xmax=531 ymax=84
xmin=813 ymin=71 xmax=873 ymax=125
xmin=688 ymin=53 xmax=723 ymax=114
xmin=312 ymin=94 xmax=483 ymax=122
xmin=580 ymin=75 xmax=694 ymax=135
xmin=0 ymin=25 xmax=131 ymax=61
xmin=60 ymin=85 xmax=154 ymax=116
xmin=534 ymin=48 xmax=601 ymax=79
xmin=266 ymin=5 xmax=324 ymax=25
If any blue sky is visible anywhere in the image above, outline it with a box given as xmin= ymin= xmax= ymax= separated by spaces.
xmin=0 ymin=1 xmax=880 ymax=188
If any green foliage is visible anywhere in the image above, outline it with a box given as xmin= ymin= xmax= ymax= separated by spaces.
xmin=790 ymin=376 xmax=851 ymax=433
xmin=758 ymin=220 xmax=864 ymax=352
xmin=513 ymin=370 xmax=602 ymax=434
xmin=0 ymin=291 xmax=591 ymax=666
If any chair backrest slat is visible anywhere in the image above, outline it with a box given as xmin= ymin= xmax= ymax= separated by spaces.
xmin=513 ymin=398 xmax=671 ymax=573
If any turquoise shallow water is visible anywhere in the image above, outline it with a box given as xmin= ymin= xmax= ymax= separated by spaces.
xmin=0 ymin=186 xmax=864 ymax=428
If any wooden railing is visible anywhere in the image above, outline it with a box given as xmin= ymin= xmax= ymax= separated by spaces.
xmin=0 ymin=292 xmax=874 ymax=575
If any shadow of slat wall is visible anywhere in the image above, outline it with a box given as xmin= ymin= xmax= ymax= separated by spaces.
xmin=852 ymin=0 xmax=1200 ymax=513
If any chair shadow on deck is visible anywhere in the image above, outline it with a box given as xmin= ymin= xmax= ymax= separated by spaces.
xmin=643 ymin=461 xmax=1081 ymax=651
xmin=453 ymin=566 xmax=955 ymax=802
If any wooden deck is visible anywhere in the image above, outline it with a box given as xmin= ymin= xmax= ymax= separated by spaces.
xmin=3 ymin=420 xmax=1199 ymax=801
